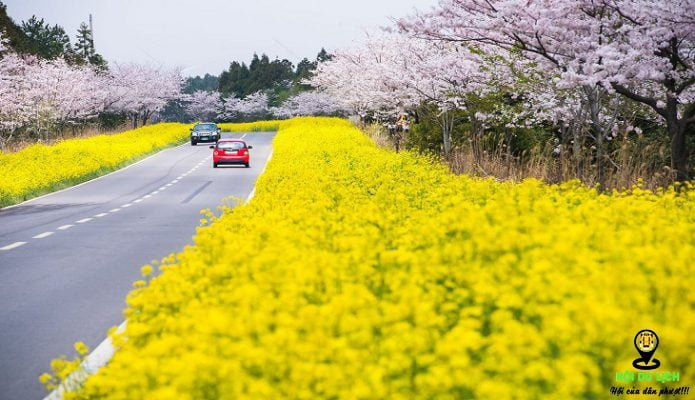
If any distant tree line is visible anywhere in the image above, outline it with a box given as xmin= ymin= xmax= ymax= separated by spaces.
xmin=0 ymin=2 xmax=184 ymax=146
xmin=218 ymin=49 xmax=331 ymax=104
xmin=1 ymin=0 xmax=345 ymax=142
xmin=0 ymin=1 xmax=106 ymax=69
xmin=185 ymin=74 xmax=219 ymax=94
xmin=163 ymin=49 xmax=339 ymax=122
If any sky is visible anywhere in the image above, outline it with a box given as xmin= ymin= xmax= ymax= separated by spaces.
xmin=4 ymin=0 xmax=438 ymax=77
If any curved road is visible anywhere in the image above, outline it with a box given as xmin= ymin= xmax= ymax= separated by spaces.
xmin=0 ymin=131 xmax=275 ymax=400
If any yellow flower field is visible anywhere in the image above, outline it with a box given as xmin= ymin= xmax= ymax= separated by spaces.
xmin=52 ymin=117 xmax=694 ymax=399
xmin=218 ymin=120 xmax=281 ymax=132
xmin=0 ymin=123 xmax=191 ymax=208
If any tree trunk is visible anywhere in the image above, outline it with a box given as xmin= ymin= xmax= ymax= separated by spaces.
xmin=669 ymin=117 xmax=689 ymax=182
xmin=394 ymin=128 xmax=401 ymax=153
xmin=612 ymin=85 xmax=693 ymax=183
xmin=441 ymin=111 xmax=453 ymax=156
xmin=584 ymin=86 xmax=607 ymax=189
xmin=504 ymin=127 xmax=513 ymax=178
xmin=572 ymin=124 xmax=583 ymax=180
xmin=596 ymin=123 xmax=605 ymax=188
xmin=470 ymin=114 xmax=486 ymax=173
xmin=558 ymin=124 xmax=571 ymax=182
xmin=132 ymin=114 xmax=138 ymax=129
xmin=142 ymin=110 xmax=150 ymax=126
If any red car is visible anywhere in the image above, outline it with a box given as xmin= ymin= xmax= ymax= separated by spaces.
xmin=211 ymin=139 xmax=252 ymax=168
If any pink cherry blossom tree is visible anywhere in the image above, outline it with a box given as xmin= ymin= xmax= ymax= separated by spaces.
xmin=271 ymin=91 xmax=346 ymax=118
xmin=183 ymin=90 xmax=222 ymax=121
xmin=220 ymin=92 xmax=269 ymax=121
xmin=1 ymin=33 xmax=109 ymax=141
xmin=106 ymin=63 xmax=183 ymax=127
xmin=400 ymin=0 xmax=695 ymax=180
xmin=29 ymin=59 xmax=108 ymax=132
xmin=311 ymin=33 xmax=424 ymax=120
xmin=312 ymin=32 xmax=515 ymax=156
xmin=0 ymin=46 xmax=33 ymax=136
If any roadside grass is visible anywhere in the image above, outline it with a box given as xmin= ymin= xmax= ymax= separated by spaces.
xmin=46 ymin=117 xmax=694 ymax=399
xmin=359 ymin=123 xmax=677 ymax=192
xmin=0 ymin=123 xmax=192 ymax=209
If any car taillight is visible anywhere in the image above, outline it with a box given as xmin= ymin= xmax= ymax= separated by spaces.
xmin=241 ymin=149 xmax=248 ymax=155
xmin=214 ymin=150 xmax=219 ymax=156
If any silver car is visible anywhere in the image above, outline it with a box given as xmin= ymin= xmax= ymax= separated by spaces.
xmin=190 ymin=123 xmax=220 ymax=146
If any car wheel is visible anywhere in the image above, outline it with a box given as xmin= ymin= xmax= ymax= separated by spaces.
xmin=191 ymin=140 xmax=197 ymax=146
xmin=245 ymin=162 xmax=250 ymax=168
xmin=213 ymin=162 xmax=218 ymax=168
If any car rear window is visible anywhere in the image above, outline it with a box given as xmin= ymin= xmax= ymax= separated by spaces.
xmin=217 ymin=141 xmax=245 ymax=150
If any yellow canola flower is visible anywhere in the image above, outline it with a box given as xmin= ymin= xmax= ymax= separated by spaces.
xmin=0 ymin=123 xmax=191 ymax=207
xmin=140 ymin=265 xmax=154 ymax=278
xmin=54 ymin=117 xmax=693 ymax=399
xmin=218 ymin=120 xmax=281 ymax=133
xmin=73 ymin=342 xmax=90 ymax=356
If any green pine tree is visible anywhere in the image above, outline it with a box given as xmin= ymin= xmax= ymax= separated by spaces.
xmin=74 ymin=21 xmax=107 ymax=69
xmin=21 ymin=16 xmax=75 ymax=61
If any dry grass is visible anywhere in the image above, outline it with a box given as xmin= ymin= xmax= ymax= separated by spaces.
xmin=0 ymin=123 xmax=133 ymax=153
xmin=359 ymin=121 xmax=675 ymax=192
xmin=356 ymin=121 xmax=394 ymax=150
xmin=448 ymin=144 xmax=674 ymax=191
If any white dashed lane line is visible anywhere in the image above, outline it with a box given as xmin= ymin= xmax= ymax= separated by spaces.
xmin=2 ymin=156 xmax=211 ymax=252
xmin=0 ymin=242 xmax=26 ymax=251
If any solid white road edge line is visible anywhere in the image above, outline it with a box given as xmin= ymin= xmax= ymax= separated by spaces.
xmin=43 ymin=321 xmax=127 ymax=400
xmin=43 ymin=136 xmax=271 ymax=400
xmin=1 ymin=141 xmax=190 ymax=211
xmin=245 ymin=150 xmax=273 ymax=202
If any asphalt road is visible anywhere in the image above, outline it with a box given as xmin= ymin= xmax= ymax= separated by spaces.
xmin=0 ymin=131 xmax=275 ymax=400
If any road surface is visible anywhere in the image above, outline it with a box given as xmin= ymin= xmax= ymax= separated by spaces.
xmin=0 ymin=131 xmax=275 ymax=400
